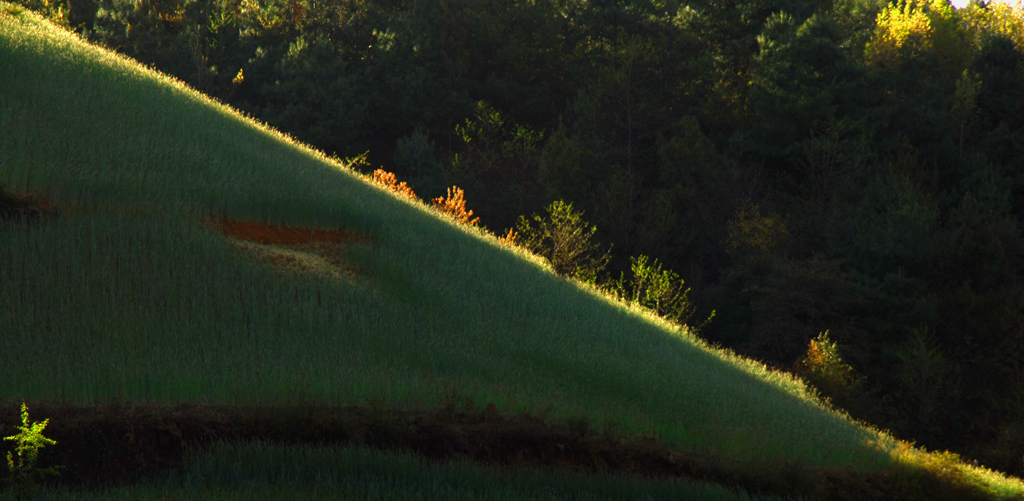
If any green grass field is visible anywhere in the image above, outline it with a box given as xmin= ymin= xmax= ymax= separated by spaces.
xmin=2 ymin=4 xmax=1024 ymax=498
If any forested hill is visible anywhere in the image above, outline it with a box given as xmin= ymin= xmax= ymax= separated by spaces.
xmin=19 ymin=0 xmax=1024 ymax=475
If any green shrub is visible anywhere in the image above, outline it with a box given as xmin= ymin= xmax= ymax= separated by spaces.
xmin=611 ymin=254 xmax=710 ymax=328
xmin=515 ymin=200 xmax=610 ymax=283
xmin=796 ymin=331 xmax=860 ymax=390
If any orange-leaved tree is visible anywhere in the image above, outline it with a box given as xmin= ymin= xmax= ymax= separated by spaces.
xmin=497 ymin=228 xmax=518 ymax=246
xmin=372 ymin=169 xmax=417 ymax=199
xmin=432 ymin=186 xmax=480 ymax=226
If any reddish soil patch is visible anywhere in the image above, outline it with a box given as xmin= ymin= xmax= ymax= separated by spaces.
xmin=209 ymin=218 xmax=371 ymax=278
xmin=212 ymin=218 xmax=367 ymax=246
xmin=0 ymin=187 xmax=60 ymax=220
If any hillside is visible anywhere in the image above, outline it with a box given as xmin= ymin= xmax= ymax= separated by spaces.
xmin=1 ymin=4 xmax=1023 ymax=499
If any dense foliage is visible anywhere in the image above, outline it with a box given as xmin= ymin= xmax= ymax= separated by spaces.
xmin=20 ymin=0 xmax=1024 ymax=475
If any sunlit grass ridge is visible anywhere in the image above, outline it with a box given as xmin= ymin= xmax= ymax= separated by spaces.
xmin=3 ymin=4 xmax=1024 ymax=496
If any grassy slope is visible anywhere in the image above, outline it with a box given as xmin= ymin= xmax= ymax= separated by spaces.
xmin=0 ymin=5 xmax=1022 ymax=497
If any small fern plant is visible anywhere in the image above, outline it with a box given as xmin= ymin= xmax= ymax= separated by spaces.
xmin=4 ymin=403 xmax=60 ymax=498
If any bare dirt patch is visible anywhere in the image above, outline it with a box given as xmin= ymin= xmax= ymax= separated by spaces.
xmin=0 ymin=186 xmax=60 ymax=221
xmin=212 ymin=219 xmax=365 ymax=246
xmin=209 ymin=218 xmax=371 ymax=279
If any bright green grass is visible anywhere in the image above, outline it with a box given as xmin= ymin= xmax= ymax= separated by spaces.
xmin=39 ymin=441 xmax=801 ymax=501
xmin=1 ymin=5 xmax=1023 ymax=496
